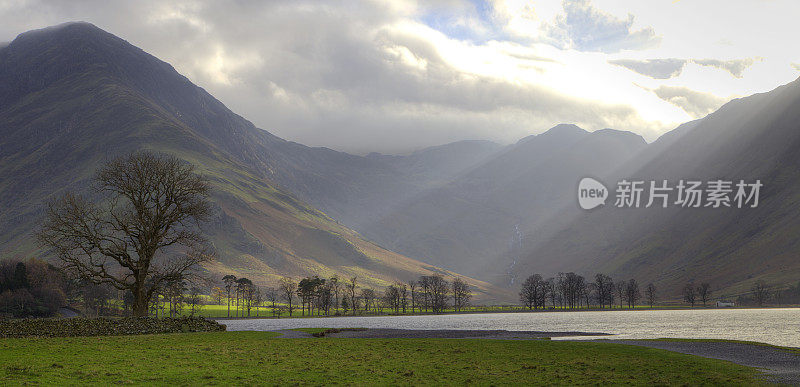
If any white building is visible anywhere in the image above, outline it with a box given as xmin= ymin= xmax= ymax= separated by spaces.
xmin=716 ymin=301 xmax=735 ymax=307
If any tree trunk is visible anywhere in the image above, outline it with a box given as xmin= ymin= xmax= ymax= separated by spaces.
xmin=132 ymin=285 xmax=149 ymax=317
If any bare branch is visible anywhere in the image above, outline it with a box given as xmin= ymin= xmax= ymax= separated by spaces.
xmin=37 ymin=151 xmax=213 ymax=316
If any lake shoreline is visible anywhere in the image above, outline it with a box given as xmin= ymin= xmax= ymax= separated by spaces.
xmin=211 ymin=304 xmax=800 ymax=320
xmin=274 ymin=328 xmax=611 ymax=339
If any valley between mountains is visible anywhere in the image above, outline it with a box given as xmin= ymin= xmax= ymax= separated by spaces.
xmin=3 ymin=22 xmax=799 ymax=301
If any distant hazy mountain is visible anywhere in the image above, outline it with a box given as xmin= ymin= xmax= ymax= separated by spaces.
xmin=0 ymin=23 xmax=503 ymax=297
xmin=511 ymin=79 xmax=800 ymax=298
xmin=366 ymin=140 xmax=503 ymax=186
xmin=357 ymin=124 xmax=647 ymax=279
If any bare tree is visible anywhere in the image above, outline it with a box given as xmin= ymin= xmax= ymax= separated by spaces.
xmin=579 ymin=280 xmax=590 ymax=308
xmin=187 ymin=286 xmax=203 ymax=316
xmin=265 ymin=287 xmax=279 ymax=317
xmin=615 ymin=281 xmax=626 ymax=308
xmin=419 ymin=276 xmax=431 ymax=312
xmin=624 ymin=279 xmax=641 ymax=308
xmin=398 ymin=282 xmax=408 ymax=313
xmin=697 ymin=283 xmax=712 ymax=307
xmin=222 ymin=275 xmax=236 ymax=317
xmin=408 ymin=281 xmax=417 ymax=313
xmin=341 ymin=294 xmax=350 ymax=315
xmin=555 ymin=273 xmax=586 ymax=309
xmin=329 ymin=276 xmax=341 ymax=315
xmin=520 ymin=274 xmax=546 ymax=310
xmin=452 ymin=278 xmax=471 ymax=312
xmin=593 ymin=274 xmax=613 ymax=309
xmin=519 ymin=275 xmax=536 ymax=310
xmin=427 ymin=274 xmax=450 ymax=314
xmin=383 ymin=285 xmax=400 ymax=313
xmin=556 ymin=273 xmax=567 ymax=309
xmin=752 ymin=281 xmax=771 ymax=306
xmin=546 ymin=277 xmax=556 ymax=309
xmin=645 ymin=283 xmax=657 ymax=308
xmin=37 ymin=151 xmax=212 ymax=316
xmin=346 ymin=277 xmax=358 ymax=315
xmin=164 ymin=279 xmax=185 ymax=317
xmin=253 ymin=286 xmax=262 ymax=317
xmin=360 ymin=288 xmax=375 ymax=313
xmin=683 ymin=282 xmax=696 ymax=307
xmin=279 ymin=277 xmax=297 ymax=317
xmin=317 ymin=283 xmax=333 ymax=315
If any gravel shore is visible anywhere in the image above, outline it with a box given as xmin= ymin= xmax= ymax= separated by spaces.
xmin=325 ymin=328 xmax=607 ymax=339
xmin=273 ymin=328 xmax=608 ymax=339
xmin=607 ymin=339 xmax=800 ymax=385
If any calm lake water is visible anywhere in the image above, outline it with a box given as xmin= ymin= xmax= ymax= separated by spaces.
xmin=220 ymin=308 xmax=800 ymax=347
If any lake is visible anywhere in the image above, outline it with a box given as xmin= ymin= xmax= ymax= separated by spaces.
xmin=220 ymin=308 xmax=800 ymax=347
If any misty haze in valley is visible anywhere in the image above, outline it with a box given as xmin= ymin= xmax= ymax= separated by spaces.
xmin=2 ymin=22 xmax=800 ymax=301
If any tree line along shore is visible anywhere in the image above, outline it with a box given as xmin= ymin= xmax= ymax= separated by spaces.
xmin=3 ymin=256 xmax=799 ymax=319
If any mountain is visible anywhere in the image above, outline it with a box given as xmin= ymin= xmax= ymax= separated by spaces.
xmin=0 ymin=23 xmax=504 ymax=298
xmin=8 ymin=23 xmax=795 ymax=303
xmin=366 ymin=140 xmax=503 ymax=187
xmin=510 ymin=78 xmax=800 ymax=298
xmin=356 ymin=124 xmax=647 ymax=279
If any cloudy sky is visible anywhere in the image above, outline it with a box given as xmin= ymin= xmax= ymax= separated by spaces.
xmin=2 ymin=0 xmax=799 ymax=153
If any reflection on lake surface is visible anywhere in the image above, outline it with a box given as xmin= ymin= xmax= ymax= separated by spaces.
xmin=220 ymin=308 xmax=800 ymax=347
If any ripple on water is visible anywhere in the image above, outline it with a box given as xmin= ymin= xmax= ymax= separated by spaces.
xmin=219 ymin=308 xmax=800 ymax=348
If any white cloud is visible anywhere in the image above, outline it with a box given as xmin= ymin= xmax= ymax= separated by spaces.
xmin=691 ymin=58 xmax=759 ymax=78
xmin=609 ymin=58 xmax=686 ymax=79
xmin=543 ymin=0 xmax=661 ymax=53
xmin=609 ymin=57 xmax=760 ymax=79
xmin=644 ymin=85 xmax=730 ymax=118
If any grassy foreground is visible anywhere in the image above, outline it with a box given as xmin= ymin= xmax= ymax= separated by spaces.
xmin=0 ymin=332 xmax=761 ymax=385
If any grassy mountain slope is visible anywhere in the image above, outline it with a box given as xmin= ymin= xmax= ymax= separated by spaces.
xmin=513 ymin=78 xmax=800 ymax=298
xmin=0 ymin=23 xmax=503 ymax=298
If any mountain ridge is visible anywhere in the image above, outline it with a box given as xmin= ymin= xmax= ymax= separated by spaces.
xmin=0 ymin=22 xmax=506 ymax=299
xmin=508 ymin=76 xmax=800 ymax=298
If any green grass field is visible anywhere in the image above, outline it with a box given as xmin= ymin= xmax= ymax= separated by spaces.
xmin=0 ymin=331 xmax=762 ymax=385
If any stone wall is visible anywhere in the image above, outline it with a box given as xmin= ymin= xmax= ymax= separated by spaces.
xmin=0 ymin=317 xmax=226 ymax=338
